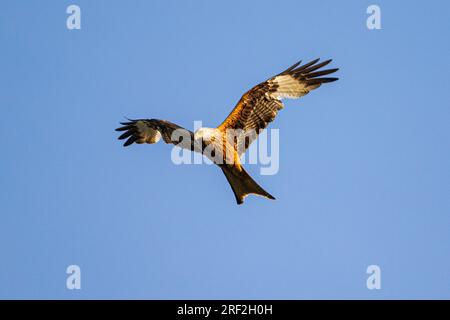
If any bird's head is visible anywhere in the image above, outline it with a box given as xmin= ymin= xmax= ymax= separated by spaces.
xmin=194 ymin=127 xmax=218 ymax=144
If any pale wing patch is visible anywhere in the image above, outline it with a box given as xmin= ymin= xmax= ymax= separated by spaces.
xmin=269 ymin=75 xmax=318 ymax=100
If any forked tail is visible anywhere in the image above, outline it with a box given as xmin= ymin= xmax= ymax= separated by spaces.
xmin=221 ymin=165 xmax=275 ymax=205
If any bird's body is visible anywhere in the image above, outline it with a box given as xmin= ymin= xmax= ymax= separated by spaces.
xmin=193 ymin=127 xmax=241 ymax=166
xmin=116 ymin=58 xmax=338 ymax=204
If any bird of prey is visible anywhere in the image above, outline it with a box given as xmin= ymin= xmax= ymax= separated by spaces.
xmin=116 ymin=58 xmax=338 ymax=204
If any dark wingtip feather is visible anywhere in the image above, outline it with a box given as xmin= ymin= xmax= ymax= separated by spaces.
xmin=323 ymin=77 xmax=339 ymax=82
xmin=280 ymin=60 xmax=302 ymax=75
xmin=118 ymin=131 xmax=133 ymax=140
xmin=292 ymin=58 xmax=320 ymax=73
xmin=298 ymin=59 xmax=332 ymax=75
xmin=123 ymin=136 xmax=137 ymax=147
xmin=115 ymin=125 xmax=134 ymax=131
xmin=279 ymin=58 xmax=339 ymax=80
xmin=308 ymin=77 xmax=339 ymax=85
xmin=285 ymin=58 xmax=339 ymax=86
xmin=289 ymin=60 xmax=302 ymax=70
xmin=307 ymin=68 xmax=339 ymax=78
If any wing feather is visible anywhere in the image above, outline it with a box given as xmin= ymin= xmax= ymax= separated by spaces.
xmin=218 ymin=59 xmax=338 ymax=155
xmin=115 ymin=119 xmax=200 ymax=152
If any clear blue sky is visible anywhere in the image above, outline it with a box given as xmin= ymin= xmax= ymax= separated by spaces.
xmin=0 ymin=0 xmax=449 ymax=299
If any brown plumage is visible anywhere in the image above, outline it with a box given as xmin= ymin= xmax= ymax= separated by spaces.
xmin=218 ymin=58 xmax=338 ymax=154
xmin=116 ymin=58 xmax=338 ymax=204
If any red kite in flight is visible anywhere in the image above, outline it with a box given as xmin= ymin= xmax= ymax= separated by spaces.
xmin=116 ymin=58 xmax=338 ymax=204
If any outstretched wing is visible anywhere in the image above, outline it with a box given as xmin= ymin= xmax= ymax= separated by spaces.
xmin=218 ymin=58 xmax=338 ymax=154
xmin=115 ymin=119 xmax=199 ymax=151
